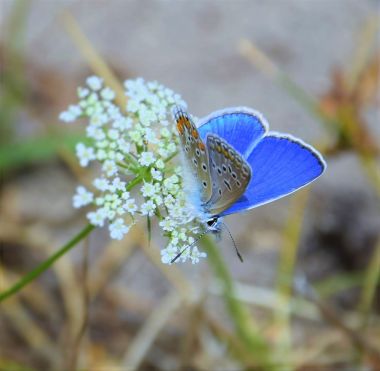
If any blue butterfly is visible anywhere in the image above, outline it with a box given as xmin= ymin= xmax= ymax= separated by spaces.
xmin=172 ymin=106 xmax=326 ymax=260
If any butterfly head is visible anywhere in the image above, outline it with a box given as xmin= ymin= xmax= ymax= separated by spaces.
xmin=206 ymin=216 xmax=222 ymax=232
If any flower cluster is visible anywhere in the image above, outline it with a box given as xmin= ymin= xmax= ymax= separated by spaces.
xmin=60 ymin=76 xmax=206 ymax=264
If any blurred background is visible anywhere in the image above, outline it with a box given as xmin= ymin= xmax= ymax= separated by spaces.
xmin=0 ymin=0 xmax=379 ymax=370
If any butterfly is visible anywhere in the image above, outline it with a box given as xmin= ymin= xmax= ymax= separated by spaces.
xmin=171 ymin=105 xmax=326 ymax=261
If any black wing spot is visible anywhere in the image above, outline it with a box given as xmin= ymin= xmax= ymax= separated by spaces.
xmin=232 ymin=172 xmax=237 ymax=179
xmin=222 ymin=164 xmax=227 ymax=172
xmin=212 ymin=161 xmax=216 ymax=169
xmin=224 ymin=179 xmax=232 ymax=191
xmin=185 ymin=146 xmax=189 ymax=152
xmin=217 ymin=167 xmax=222 ymax=175
xmin=202 ymin=163 xmax=207 ymax=171
xmin=228 ymin=165 xmax=232 ymax=173
xmin=218 ymin=188 xmax=222 ymax=195
xmin=193 ymin=158 xmax=198 ymax=166
xmin=202 ymin=181 xmax=208 ymax=188
xmin=196 ymin=148 xmax=201 ymax=157
xmin=236 ymin=180 xmax=241 ymax=188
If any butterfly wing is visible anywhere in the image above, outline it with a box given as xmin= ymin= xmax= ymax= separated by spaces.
xmin=219 ymin=133 xmax=326 ymax=216
xmin=172 ymin=106 xmax=212 ymax=203
xmin=205 ymin=134 xmax=251 ymax=216
xmin=197 ymin=107 xmax=268 ymax=158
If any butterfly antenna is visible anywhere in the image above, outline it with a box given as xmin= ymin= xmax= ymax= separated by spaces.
xmin=221 ymin=221 xmax=243 ymax=262
xmin=170 ymin=229 xmax=210 ymax=264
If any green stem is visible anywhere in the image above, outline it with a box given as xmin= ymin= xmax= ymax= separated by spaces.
xmin=358 ymin=239 xmax=380 ymax=328
xmin=201 ymin=235 xmax=273 ymax=367
xmin=0 ymin=224 xmax=95 ymax=302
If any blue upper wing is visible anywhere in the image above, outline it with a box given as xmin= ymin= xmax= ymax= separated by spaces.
xmin=197 ymin=107 xmax=268 ymax=158
xmin=220 ymin=133 xmax=326 ymax=216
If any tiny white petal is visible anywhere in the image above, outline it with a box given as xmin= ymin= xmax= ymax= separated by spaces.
xmin=86 ymin=76 xmax=103 ymax=91
xmin=138 ymin=151 xmax=156 ymax=167
xmin=100 ymin=87 xmax=115 ymax=100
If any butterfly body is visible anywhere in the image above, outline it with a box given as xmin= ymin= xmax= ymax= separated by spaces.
xmin=172 ymin=105 xmax=326 ymax=232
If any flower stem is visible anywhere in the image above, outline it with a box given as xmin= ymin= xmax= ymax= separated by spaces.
xmin=201 ymin=235 xmax=273 ymax=367
xmin=0 ymin=224 xmax=95 ymax=302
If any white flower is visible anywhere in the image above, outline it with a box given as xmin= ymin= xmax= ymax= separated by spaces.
xmin=161 ymin=245 xmax=178 ymax=264
xmin=59 ymin=105 xmax=82 ymax=123
xmin=108 ymin=129 xmax=119 ymax=140
xmin=86 ymin=76 xmax=103 ymax=91
xmin=153 ymin=195 xmax=163 ymax=206
xmin=160 ymin=127 xmax=171 ymax=138
xmin=90 ymin=113 xmax=108 ymax=127
xmin=151 ymin=168 xmax=162 ymax=181
xmin=93 ymin=177 xmax=109 ymax=191
xmin=102 ymin=160 xmax=118 ymax=177
xmin=159 ymin=218 xmax=176 ymax=232
xmin=164 ymin=194 xmax=175 ymax=206
xmin=76 ymin=143 xmax=96 ymax=167
xmin=124 ymin=198 xmax=137 ymax=214
xmin=129 ymin=130 xmax=143 ymax=144
xmin=121 ymin=191 xmax=130 ymax=200
xmin=61 ymin=76 xmax=206 ymax=264
xmin=109 ymin=177 xmax=126 ymax=192
xmin=155 ymin=159 xmax=165 ymax=169
xmin=139 ymin=108 xmax=157 ymax=126
xmin=190 ymin=247 xmax=207 ymax=264
xmin=144 ymin=128 xmax=158 ymax=143
xmin=59 ymin=111 xmax=76 ymax=123
xmin=109 ymin=218 xmax=130 ymax=240
xmin=140 ymin=200 xmax=156 ymax=216
xmin=78 ymin=87 xmax=90 ymax=98
xmin=96 ymin=149 xmax=107 ymax=160
xmin=101 ymin=87 xmax=115 ymax=100
xmin=167 ymin=142 xmax=176 ymax=154
xmin=160 ymin=119 xmax=170 ymax=126
xmin=126 ymin=99 xmax=140 ymax=113
xmin=113 ymin=117 xmax=132 ymax=130
xmin=73 ymin=186 xmax=93 ymax=208
xmin=117 ymin=138 xmax=131 ymax=154
xmin=87 ymin=208 xmax=107 ymax=227
xmin=163 ymin=175 xmax=179 ymax=192
xmin=139 ymin=151 xmax=155 ymax=166
xmin=87 ymin=126 xmax=106 ymax=140
xmin=141 ymin=182 xmax=159 ymax=197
